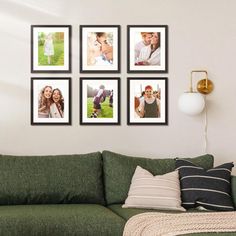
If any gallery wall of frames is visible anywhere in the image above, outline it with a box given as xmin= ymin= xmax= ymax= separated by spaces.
xmin=30 ymin=25 xmax=168 ymax=126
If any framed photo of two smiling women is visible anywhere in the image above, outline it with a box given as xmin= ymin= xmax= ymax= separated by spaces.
xmin=31 ymin=77 xmax=71 ymax=125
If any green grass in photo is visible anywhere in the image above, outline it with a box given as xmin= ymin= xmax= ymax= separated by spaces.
xmin=38 ymin=41 xmax=64 ymax=66
xmin=87 ymin=97 xmax=113 ymax=118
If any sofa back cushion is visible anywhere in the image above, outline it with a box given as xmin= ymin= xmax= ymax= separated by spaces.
xmin=0 ymin=152 xmax=105 ymax=205
xmin=102 ymin=151 xmax=214 ymax=205
xmin=232 ymin=176 xmax=236 ymax=208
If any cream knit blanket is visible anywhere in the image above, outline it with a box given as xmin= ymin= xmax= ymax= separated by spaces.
xmin=123 ymin=211 xmax=236 ymax=236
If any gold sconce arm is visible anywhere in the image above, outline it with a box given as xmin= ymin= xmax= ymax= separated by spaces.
xmin=190 ymin=70 xmax=214 ymax=94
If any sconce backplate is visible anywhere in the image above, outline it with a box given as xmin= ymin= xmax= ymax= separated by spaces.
xmin=197 ymin=79 xmax=214 ymax=94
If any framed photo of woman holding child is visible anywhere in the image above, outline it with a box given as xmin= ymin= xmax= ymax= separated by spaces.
xmin=31 ymin=25 xmax=72 ymax=73
xmin=80 ymin=25 xmax=121 ymax=73
xmin=127 ymin=77 xmax=168 ymax=125
xmin=80 ymin=77 xmax=120 ymax=125
xmin=31 ymin=77 xmax=71 ymax=125
xmin=127 ymin=25 xmax=168 ymax=73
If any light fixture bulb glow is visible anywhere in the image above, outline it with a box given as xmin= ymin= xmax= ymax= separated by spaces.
xmin=178 ymin=92 xmax=205 ymax=116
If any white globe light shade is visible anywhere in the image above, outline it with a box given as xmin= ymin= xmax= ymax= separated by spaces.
xmin=178 ymin=92 xmax=205 ymax=116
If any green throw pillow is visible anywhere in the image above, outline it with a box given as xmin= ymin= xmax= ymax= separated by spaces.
xmin=102 ymin=150 xmax=214 ymax=205
xmin=0 ymin=152 xmax=105 ymax=205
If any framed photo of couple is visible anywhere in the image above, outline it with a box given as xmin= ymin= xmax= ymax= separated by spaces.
xmin=80 ymin=25 xmax=121 ymax=73
xmin=127 ymin=25 xmax=168 ymax=73
xmin=80 ymin=77 xmax=120 ymax=125
xmin=31 ymin=25 xmax=72 ymax=73
xmin=127 ymin=77 xmax=168 ymax=125
xmin=31 ymin=77 xmax=71 ymax=125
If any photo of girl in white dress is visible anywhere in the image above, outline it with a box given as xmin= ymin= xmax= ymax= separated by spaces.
xmin=37 ymin=31 xmax=65 ymax=66
xmin=31 ymin=25 xmax=71 ymax=72
xmin=44 ymin=33 xmax=54 ymax=65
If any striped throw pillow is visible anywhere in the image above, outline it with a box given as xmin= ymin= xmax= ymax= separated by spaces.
xmin=175 ymin=159 xmax=234 ymax=211
xmin=122 ymin=166 xmax=186 ymax=211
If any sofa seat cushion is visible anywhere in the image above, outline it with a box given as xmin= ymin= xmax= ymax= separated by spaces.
xmin=0 ymin=204 xmax=125 ymax=236
xmin=108 ymin=204 xmax=182 ymax=221
xmin=103 ymin=151 xmax=214 ymax=205
xmin=0 ymin=152 xmax=104 ymax=205
xmin=108 ymin=204 xmax=236 ymax=236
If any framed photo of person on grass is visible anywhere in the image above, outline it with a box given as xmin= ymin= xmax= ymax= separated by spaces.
xmin=31 ymin=77 xmax=71 ymax=125
xmin=80 ymin=77 xmax=120 ymax=125
xmin=127 ymin=77 xmax=168 ymax=125
xmin=80 ymin=25 xmax=120 ymax=73
xmin=31 ymin=25 xmax=71 ymax=73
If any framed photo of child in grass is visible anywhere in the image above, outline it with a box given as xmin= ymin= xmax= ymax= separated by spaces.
xmin=31 ymin=77 xmax=71 ymax=125
xmin=80 ymin=25 xmax=120 ymax=73
xmin=80 ymin=77 xmax=120 ymax=125
xmin=31 ymin=25 xmax=71 ymax=73
xmin=127 ymin=25 xmax=168 ymax=73
xmin=127 ymin=77 xmax=168 ymax=125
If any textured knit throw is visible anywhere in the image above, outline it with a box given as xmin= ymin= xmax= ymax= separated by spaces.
xmin=123 ymin=212 xmax=236 ymax=236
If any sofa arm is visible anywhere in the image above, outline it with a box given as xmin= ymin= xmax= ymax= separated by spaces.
xmin=232 ymin=176 xmax=236 ymax=208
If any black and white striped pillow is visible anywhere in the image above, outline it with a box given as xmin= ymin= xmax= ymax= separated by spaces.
xmin=175 ymin=159 xmax=234 ymax=211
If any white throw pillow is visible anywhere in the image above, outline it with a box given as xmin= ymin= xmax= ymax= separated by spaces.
xmin=122 ymin=166 xmax=185 ymax=211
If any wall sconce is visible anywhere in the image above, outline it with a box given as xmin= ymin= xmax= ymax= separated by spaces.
xmin=178 ymin=70 xmax=214 ymax=115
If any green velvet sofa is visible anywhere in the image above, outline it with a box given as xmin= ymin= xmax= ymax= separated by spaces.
xmin=0 ymin=151 xmax=235 ymax=236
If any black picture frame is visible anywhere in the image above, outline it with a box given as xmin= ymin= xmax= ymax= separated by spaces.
xmin=80 ymin=25 xmax=121 ymax=73
xmin=80 ymin=77 xmax=120 ymax=125
xmin=127 ymin=77 xmax=168 ymax=125
xmin=31 ymin=77 xmax=71 ymax=125
xmin=31 ymin=25 xmax=72 ymax=73
xmin=127 ymin=25 xmax=168 ymax=73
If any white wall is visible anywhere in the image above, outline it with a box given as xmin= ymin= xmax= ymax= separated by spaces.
xmin=0 ymin=0 xmax=236 ymax=174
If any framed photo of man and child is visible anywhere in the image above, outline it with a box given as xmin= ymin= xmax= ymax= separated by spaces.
xmin=80 ymin=25 xmax=121 ymax=73
xmin=127 ymin=77 xmax=168 ymax=125
xmin=31 ymin=25 xmax=72 ymax=73
xmin=127 ymin=25 xmax=168 ymax=73
xmin=80 ymin=77 xmax=120 ymax=125
xmin=31 ymin=77 xmax=71 ymax=125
